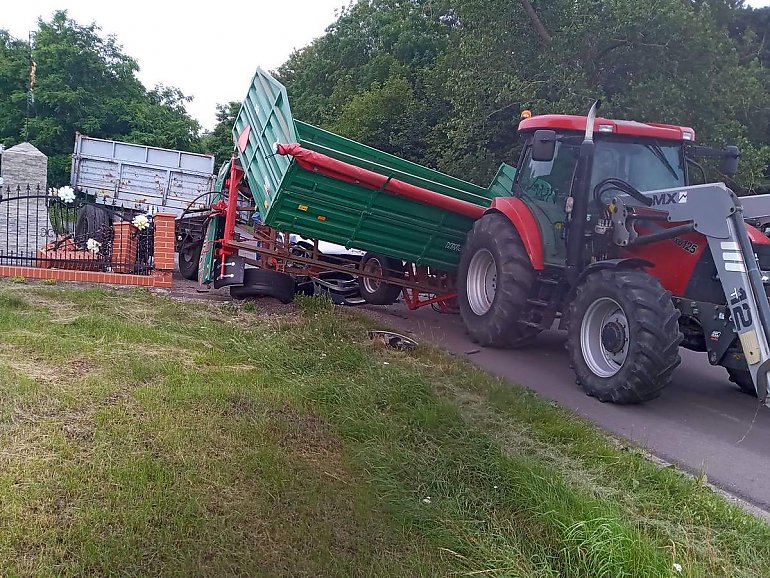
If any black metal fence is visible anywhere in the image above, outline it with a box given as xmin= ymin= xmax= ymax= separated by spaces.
xmin=0 ymin=184 xmax=154 ymax=274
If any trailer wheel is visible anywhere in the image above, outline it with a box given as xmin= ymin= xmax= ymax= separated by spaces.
xmin=230 ymin=268 xmax=296 ymax=304
xmin=178 ymin=241 xmax=202 ymax=281
xmin=567 ymin=269 xmax=682 ymax=403
xmin=358 ymin=253 xmax=404 ymax=305
xmin=458 ymin=213 xmax=539 ymax=348
xmin=726 ymin=368 xmax=758 ymax=397
xmin=74 ymin=204 xmax=111 ymax=250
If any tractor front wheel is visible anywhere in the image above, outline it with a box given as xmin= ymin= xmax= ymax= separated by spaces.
xmin=458 ymin=213 xmax=539 ymax=348
xmin=567 ymin=269 xmax=682 ymax=403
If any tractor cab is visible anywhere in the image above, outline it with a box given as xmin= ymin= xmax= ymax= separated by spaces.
xmin=513 ymin=115 xmax=694 ymax=266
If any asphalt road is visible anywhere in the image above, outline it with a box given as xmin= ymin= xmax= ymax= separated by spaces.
xmin=364 ymin=303 xmax=770 ymax=515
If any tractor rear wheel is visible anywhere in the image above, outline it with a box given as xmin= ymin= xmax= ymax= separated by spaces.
xmin=727 ymin=368 xmax=758 ymax=396
xmin=458 ymin=213 xmax=539 ymax=348
xmin=567 ymin=269 xmax=682 ymax=403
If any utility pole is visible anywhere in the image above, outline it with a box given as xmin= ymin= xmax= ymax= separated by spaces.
xmin=25 ymin=31 xmax=36 ymax=142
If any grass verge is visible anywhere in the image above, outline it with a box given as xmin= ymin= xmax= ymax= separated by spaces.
xmin=0 ymin=282 xmax=767 ymax=577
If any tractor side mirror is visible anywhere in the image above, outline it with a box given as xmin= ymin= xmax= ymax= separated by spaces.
xmin=722 ymin=145 xmax=740 ymax=178
xmin=532 ymin=130 xmax=557 ymax=162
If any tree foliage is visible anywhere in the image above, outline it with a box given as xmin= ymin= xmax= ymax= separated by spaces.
xmin=201 ymin=101 xmax=241 ymax=168
xmin=0 ymin=11 xmax=201 ymax=186
xmin=277 ymin=0 xmax=770 ymax=192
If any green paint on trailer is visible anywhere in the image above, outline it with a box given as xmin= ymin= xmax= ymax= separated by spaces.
xmin=231 ymin=68 xmax=517 ymax=273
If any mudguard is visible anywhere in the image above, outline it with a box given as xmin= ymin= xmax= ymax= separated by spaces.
xmin=486 ymin=197 xmax=545 ymax=270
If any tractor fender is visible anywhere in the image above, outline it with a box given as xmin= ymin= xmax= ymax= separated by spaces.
xmin=574 ymin=258 xmax=654 ymax=287
xmin=486 ymin=197 xmax=544 ymax=270
xmin=558 ymin=258 xmax=654 ymax=330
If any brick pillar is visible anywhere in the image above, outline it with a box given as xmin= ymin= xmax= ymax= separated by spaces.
xmin=152 ymin=214 xmax=175 ymax=288
xmin=112 ymin=222 xmax=138 ymax=274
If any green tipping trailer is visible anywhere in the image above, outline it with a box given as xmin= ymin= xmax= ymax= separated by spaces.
xmin=223 ymin=68 xmax=516 ymax=273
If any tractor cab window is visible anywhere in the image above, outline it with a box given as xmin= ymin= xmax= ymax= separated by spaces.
xmin=591 ymin=138 xmax=686 ymax=193
xmin=514 ymin=138 xmax=580 ymax=265
xmin=517 ymin=141 xmax=580 ymax=205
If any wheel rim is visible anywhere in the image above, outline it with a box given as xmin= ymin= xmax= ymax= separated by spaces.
xmin=466 ymin=249 xmax=497 ymax=316
xmin=362 ymin=258 xmax=383 ymax=294
xmin=580 ymin=297 xmax=629 ymax=378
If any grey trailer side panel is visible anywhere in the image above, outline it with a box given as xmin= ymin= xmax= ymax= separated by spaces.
xmin=71 ymin=134 xmax=216 ymax=217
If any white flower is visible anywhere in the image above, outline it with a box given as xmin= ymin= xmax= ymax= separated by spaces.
xmin=673 ymin=562 xmax=683 ymax=573
xmin=57 ymin=186 xmax=75 ymax=203
xmin=86 ymin=238 xmax=101 ymax=254
xmin=132 ymin=214 xmax=150 ymax=230
xmin=422 ymin=496 xmax=431 ymax=504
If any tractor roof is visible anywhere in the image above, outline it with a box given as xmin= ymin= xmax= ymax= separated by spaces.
xmin=518 ymin=115 xmax=696 ymax=142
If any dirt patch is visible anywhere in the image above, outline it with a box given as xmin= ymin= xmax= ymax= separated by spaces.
xmin=0 ymin=343 xmax=98 ymax=386
xmin=267 ymin=404 xmax=345 ymax=475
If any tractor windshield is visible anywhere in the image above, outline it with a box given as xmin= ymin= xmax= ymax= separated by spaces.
xmin=591 ymin=138 xmax=686 ymax=192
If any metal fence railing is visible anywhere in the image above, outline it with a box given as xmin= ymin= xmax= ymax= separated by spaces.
xmin=0 ymin=184 xmax=154 ymax=274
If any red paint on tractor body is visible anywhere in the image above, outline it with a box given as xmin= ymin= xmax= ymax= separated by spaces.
xmin=621 ymin=221 xmax=770 ymax=297
xmin=487 ymin=197 xmax=545 ymax=270
xmin=519 ymin=114 xmax=695 ymax=142
xmin=621 ymin=230 xmax=706 ymax=296
xmin=747 ymin=223 xmax=770 ymax=245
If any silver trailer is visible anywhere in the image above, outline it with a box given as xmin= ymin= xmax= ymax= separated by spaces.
xmin=71 ymin=133 xmax=215 ymax=216
xmin=70 ymin=133 xmax=216 ymax=279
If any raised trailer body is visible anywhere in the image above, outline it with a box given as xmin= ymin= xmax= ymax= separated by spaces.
xmin=227 ymin=68 xmax=515 ymax=273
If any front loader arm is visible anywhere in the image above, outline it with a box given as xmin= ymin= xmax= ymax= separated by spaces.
xmin=611 ymin=183 xmax=770 ymax=402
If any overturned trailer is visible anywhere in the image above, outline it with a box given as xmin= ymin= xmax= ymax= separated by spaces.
xmin=199 ymin=68 xmax=517 ymax=309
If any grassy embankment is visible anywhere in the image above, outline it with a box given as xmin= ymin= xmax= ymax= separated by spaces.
xmin=0 ymin=282 xmax=767 ymax=577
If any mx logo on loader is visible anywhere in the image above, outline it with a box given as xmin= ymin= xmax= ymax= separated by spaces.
xmin=649 ymin=190 xmax=688 ymax=207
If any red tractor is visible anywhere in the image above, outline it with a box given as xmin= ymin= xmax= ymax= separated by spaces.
xmin=457 ymin=102 xmax=770 ymax=404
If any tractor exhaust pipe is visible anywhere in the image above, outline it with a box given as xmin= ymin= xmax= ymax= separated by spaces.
xmin=566 ymin=100 xmax=601 ymax=284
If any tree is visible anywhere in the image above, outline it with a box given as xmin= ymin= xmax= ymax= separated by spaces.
xmin=201 ymin=101 xmax=241 ymax=169
xmin=0 ymin=11 xmax=202 ymax=186
xmin=277 ymin=0 xmax=770 ymax=192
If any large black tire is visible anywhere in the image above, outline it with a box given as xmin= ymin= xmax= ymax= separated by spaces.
xmin=727 ymin=368 xmax=757 ymax=397
xmin=566 ymin=269 xmax=682 ymax=404
xmin=457 ymin=213 xmax=539 ymax=348
xmin=74 ymin=204 xmax=111 ymax=250
xmin=358 ymin=253 xmax=404 ymax=305
xmin=230 ymin=268 xmax=296 ymax=303
xmin=178 ymin=241 xmax=202 ymax=281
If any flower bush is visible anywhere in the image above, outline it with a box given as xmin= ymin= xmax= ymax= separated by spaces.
xmin=132 ymin=214 xmax=150 ymax=230
xmin=49 ymin=186 xmax=76 ymax=203
xmin=86 ymin=238 xmax=101 ymax=255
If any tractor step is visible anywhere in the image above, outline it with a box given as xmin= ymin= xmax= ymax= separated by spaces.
xmin=517 ymin=274 xmax=566 ymax=332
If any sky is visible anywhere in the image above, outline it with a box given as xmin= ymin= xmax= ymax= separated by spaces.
xmin=3 ymin=0 xmax=770 ymax=132
xmin=3 ymin=0 xmax=347 ymax=130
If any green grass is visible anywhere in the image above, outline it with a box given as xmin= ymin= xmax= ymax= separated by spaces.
xmin=0 ymin=283 xmax=768 ymax=577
